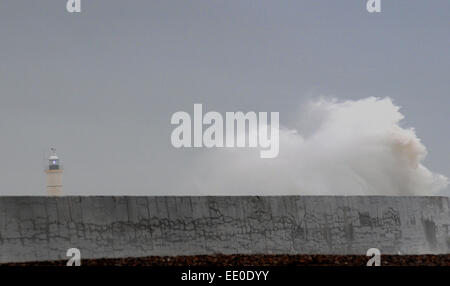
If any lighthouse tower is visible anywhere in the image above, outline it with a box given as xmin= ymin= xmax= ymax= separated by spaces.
xmin=45 ymin=148 xmax=63 ymax=196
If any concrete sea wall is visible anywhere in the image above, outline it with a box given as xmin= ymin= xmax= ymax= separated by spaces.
xmin=0 ymin=196 xmax=449 ymax=263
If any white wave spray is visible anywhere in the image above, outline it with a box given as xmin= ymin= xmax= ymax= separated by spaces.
xmin=183 ymin=97 xmax=448 ymax=195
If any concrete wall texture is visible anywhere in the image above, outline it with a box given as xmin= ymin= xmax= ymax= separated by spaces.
xmin=0 ymin=196 xmax=449 ymax=263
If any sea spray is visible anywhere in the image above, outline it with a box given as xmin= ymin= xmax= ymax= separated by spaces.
xmin=183 ymin=97 xmax=448 ymax=195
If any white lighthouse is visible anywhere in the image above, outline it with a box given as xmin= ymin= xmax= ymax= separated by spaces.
xmin=45 ymin=148 xmax=63 ymax=196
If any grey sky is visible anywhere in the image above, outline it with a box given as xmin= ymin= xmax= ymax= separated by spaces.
xmin=0 ymin=0 xmax=449 ymax=195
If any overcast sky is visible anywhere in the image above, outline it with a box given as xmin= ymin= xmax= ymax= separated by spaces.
xmin=0 ymin=0 xmax=448 ymax=196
